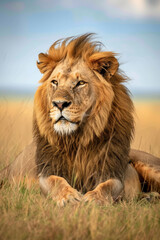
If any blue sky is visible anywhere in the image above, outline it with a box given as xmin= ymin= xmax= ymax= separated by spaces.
xmin=0 ymin=0 xmax=160 ymax=95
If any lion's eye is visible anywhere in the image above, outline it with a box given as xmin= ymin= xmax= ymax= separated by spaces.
xmin=51 ymin=80 xmax=58 ymax=86
xmin=76 ymin=80 xmax=86 ymax=87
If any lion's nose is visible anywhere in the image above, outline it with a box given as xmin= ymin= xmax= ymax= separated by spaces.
xmin=52 ymin=101 xmax=71 ymax=111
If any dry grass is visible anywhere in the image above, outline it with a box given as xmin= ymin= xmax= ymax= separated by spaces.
xmin=132 ymin=100 xmax=160 ymax=156
xmin=0 ymin=98 xmax=33 ymax=169
xmin=0 ymin=97 xmax=160 ymax=240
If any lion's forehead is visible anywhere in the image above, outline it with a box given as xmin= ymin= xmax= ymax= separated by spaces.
xmin=50 ymin=60 xmax=92 ymax=82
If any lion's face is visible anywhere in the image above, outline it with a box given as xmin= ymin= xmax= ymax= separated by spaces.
xmin=35 ymin=34 xmax=119 ymax=140
xmin=48 ymin=60 xmax=98 ymax=135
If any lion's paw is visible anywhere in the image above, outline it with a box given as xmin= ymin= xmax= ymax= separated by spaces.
xmin=83 ymin=189 xmax=111 ymax=205
xmin=53 ymin=187 xmax=82 ymax=207
xmin=138 ymin=192 xmax=160 ymax=203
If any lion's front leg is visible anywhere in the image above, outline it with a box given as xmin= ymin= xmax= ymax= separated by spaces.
xmin=39 ymin=175 xmax=82 ymax=206
xmin=83 ymin=179 xmax=123 ymax=204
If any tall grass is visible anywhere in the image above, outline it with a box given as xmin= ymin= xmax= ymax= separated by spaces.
xmin=0 ymin=98 xmax=33 ymax=169
xmin=0 ymin=98 xmax=160 ymax=240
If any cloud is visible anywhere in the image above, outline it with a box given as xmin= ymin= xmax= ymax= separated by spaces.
xmin=105 ymin=0 xmax=160 ymax=19
xmin=37 ymin=0 xmax=160 ymax=20
xmin=2 ymin=0 xmax=160 ymax=20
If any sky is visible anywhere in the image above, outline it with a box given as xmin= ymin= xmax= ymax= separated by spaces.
xmin=0 ymin=0 xmax=160 ymax=96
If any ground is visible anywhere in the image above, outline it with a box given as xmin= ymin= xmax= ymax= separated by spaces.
xmin=0 ymin=97 xmax=160 ymax=240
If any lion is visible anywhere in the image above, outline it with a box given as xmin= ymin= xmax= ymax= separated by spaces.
xmin=1 ymin=34 xmax=160 ymax=205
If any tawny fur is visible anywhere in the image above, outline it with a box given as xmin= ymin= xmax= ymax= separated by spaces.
xmin=130 ymin=149 xmax=160 ymax=193
xmin=34 ymin=34 xmax=134 ymax=198
xmin=39 ymin=175 xmax=82 ymax=206
xmin=1 ymin=34 xmax=159 ymax=204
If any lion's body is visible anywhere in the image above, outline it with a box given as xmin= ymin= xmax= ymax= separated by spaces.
xmin=1 ymin=34 xmax=160 ymax=205
xmin=8 ymin=142 xmax=160 ymax=200
xmin=33 ymin=34 xmax=135 ymax=200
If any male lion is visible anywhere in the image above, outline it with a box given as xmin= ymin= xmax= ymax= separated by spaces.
xmin=2 ymin=34 xmax=160 ymax=205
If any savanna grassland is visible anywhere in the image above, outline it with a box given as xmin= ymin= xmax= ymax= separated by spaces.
xmin=0 ymin=98 xmax=160 ymax=240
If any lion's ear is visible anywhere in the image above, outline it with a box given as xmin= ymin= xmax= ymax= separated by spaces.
xmin=89 ymin=52 xmax=119 ymax=79
xmin=37 ymin=53 xmax=56 ymax=74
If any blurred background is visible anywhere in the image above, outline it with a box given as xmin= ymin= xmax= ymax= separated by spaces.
xmin=0 ymin=0 xmax=160 ymax=164
xmin=0 ymin=0 xmax=160 ymax=97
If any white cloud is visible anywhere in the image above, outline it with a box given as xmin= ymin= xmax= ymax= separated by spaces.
xmin=38 ymin=0 xmax=160 ymax=20
xmin=3 ymin=0 xmax=160 ymax=19
xmin=105 ymin=0 xmax=160 ymax=19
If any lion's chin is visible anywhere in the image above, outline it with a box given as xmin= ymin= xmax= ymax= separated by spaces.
xmin=54 ymin=120 xmax=78 ymax=135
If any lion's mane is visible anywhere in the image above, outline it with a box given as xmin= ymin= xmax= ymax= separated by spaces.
xmin=33 ymin=34 xmax=134 ymax=193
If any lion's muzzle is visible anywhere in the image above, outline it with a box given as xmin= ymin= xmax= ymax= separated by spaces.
xmin=50 ymin=105 xmax=80 ymax=135
xmin=52 ymin=100 xmax=72 ymax=111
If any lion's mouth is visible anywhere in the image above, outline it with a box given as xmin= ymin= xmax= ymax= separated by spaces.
xmin=55 ymin=115 xmax=79 ymax=125
xmin=58 ymin=116 xmax=66 ymax=121
xmin=55 ymin=116 xmax=67 ymax=124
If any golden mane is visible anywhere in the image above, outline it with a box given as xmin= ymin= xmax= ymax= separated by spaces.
xmin=35 ymin=34 xmax=133 ymax=144
xmin=37 ymin=33 xmax=118 ymax=83
xmin=34 ymin=34 xmax=134 ymax=193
